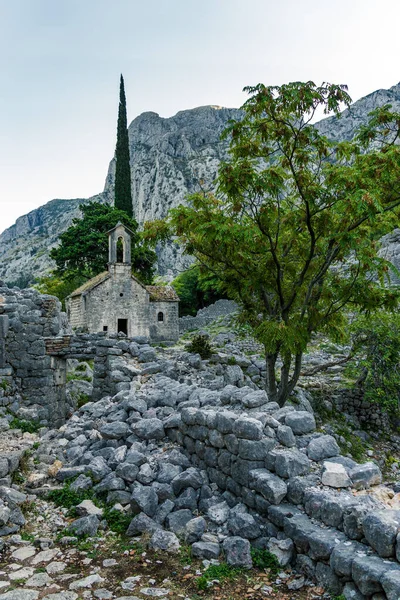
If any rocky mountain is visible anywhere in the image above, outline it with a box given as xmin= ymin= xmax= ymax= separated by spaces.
xmin=1 ymin=84 xmax=400 ymax=284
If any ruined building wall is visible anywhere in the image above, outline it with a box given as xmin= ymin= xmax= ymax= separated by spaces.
xmin=0 ymin=282 xmax=70 ymax=427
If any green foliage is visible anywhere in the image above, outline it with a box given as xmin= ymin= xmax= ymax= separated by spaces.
xmin=115 ymin=74 xmax=133 ymax=216
xmin=9 ymin=418 xmax=40 ymax=434
xmin=250 ymin=547 xmax=280 ymax=575
xmin=186 ymin=334 xmax=214 ymax=359
xmin=48 ymin=481 xmax=94 ymax=510
xmin=0 ymin=379 xmax=10 ymax=391
xmin=35 ymin=274 xmax=85 ymax=310
xmin=171 ymin=264 xmax=226 ymax=316
xmin=160 ymin=81 xmax=400 ymax=406
xmin=50 ymin=202 xmax=156 ymax=284
xmin=48 ymin=481 xmax=130 ymax=535
xmin=102 ymin=507 xmax=131 ymax=534
xmin=349 ymin=311 xmax=400 ymax=414
xmin=196 ymin=562 xmax=243 ymax=590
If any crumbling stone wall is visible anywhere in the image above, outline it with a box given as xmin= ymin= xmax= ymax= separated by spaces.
xmin=0 ymin=282 xmax=70 ymax=427
xmin=168 ymin=405 xmax=400 ymax=597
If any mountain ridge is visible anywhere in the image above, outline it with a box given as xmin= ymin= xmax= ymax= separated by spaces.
xmin=1 ymin=85 xmax=400 ymax=284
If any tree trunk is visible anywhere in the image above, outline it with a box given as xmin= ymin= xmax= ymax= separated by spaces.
xmin=265 ymin=353 xmax=278 ymax=403
xmin=265 ymin=352 xmax=303 ymax=407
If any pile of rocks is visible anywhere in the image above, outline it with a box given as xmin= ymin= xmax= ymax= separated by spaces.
xmin=17 ymin=337 xmax=397 ymax=599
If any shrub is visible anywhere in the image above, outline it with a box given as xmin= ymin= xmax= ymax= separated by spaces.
xmin=250 ymin=547 xmax=280 ymax=575
xmin=9 ymin=418 xmax=40 ymax=434
xmin=349 ymin=311 xmax=400 ymax=414
xmin=186 ymin=334 xmax=214 ymax=359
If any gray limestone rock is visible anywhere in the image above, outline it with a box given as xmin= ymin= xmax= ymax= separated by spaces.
xmin=274 ymin=449 xmax=311 ymax=479
xmin=171 ymin=468 xmax=203 ymax=495
xmin=249 ymin=469 xmax=287 ymax=505
xmin=166 ymin=509 xmax=193 ymax=535
xmin=382 ymin=570 xmax=400 ymax=600
xmin=267 ymin=537 xmax=294 ymax=566
xmin=227 ymin=512 xmax=260 ymax=539
xmin=100 ymin=421 xmax=130 ymax=440
xmin=362 ymin=510 xmax=400 ymax=558
xmin=67 ymin=515 xmax=99 ymax=537
xmin=276 ymin=425 xmax=296 ymax=448
xmin=149 ymin=529 xmax=180 ymax=553
xmin=233 ymin=417 xmax=263 ymax=440
xmin=352 ymin=555 xmax=397 ymax=596
xmin=126 ymin=512 xmax=161 ymax=536
xmin=184 ymin=516 xmax=207 ymax=544
xmin=307 ymin=435 xmax=340 ymax=461
xmin=130 ymin=485 xmax=158 ymax=517
xmin=191 ymin=541 xmax=220 ymax=559
xmin=285 ymin=411 xmax=316 ymax=435
xmin=131 ymin=418 xmax=165 ymax=440
xmin=349 ymin=462 xmax=382 ymax=489
xmin=223 ymin=536 xmax=252 ymax=568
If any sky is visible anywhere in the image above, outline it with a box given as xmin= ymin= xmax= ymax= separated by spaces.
xmin=1 ymin=0 xmax=400 ymax=232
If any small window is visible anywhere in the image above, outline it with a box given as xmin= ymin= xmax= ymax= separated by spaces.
xmin=157 ymin=312 xmax=164 ymax=322
xmin=103 ymin=326 xmax=108 ymax=332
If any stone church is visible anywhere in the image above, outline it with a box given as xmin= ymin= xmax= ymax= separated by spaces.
xmin=65 ymin=223 xmax=179 ymax=341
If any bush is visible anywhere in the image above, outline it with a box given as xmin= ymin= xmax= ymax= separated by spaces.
xmin=186 ymin=334 xmax=214 ymax=359
xmin=250 ymin=547 xmax=280 ymax=575
xmin=9 ymin=418 xmax=40 ymax=434
xmin=349 ymin=311 xmax=400 ymax=414
xmin=172 ymin=264 xmax=226 ymax=316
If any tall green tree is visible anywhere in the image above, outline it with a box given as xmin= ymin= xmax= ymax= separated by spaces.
xmin=115 ymin=74 xmax=133 ymax=216
xmin=147 ymin=81 xmax=400 ymax=406
xmin=50 ymin=202 xmax=156 ymax=284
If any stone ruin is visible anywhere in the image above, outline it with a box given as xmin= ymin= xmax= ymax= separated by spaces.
xmin=1 ymin=282 xmax=400 ymax=598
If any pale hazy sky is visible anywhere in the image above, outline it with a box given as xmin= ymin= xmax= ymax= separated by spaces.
xmin=1 ymin=0 xmax=400 ymax=232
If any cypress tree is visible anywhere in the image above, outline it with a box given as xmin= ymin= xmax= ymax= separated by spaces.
xmin=114 ymin=74 xmax=133 ymax=216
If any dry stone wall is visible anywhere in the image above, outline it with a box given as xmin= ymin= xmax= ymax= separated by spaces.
xmin=166 ymin=404 xmax=400 ymax=598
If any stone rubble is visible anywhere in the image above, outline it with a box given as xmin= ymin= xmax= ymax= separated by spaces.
xmin=1 ymin=293 xmax=400 ymax=598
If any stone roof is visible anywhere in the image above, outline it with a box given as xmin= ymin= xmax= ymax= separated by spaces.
xmin=67 ymin=273 xmax=179 ymax=302
xmin=145 ymin=285 xmax=180 ymax=302
xmin=68 ymin=272 xmax=110 ymax=297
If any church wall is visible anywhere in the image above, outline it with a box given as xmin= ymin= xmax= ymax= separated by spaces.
xmin=84 ymin=276 xmax=150 ymax=337
xmin=149 ymin=301 xmax=179 ymax=342
xmin=66 ymin=296 xmax=85 ymax=329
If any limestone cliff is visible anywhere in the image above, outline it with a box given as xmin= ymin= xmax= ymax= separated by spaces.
xmin=1 ymin=84 xmax=400 ymax=283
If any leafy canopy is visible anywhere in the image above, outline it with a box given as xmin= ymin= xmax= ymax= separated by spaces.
xmin=50 ymin=202 xmax=156 ymax=284
xmin=171 ymin=263 xmax=226 ymax=316
xmin=348 ymin=311 xmax=400 ymax=414
xmin=146 ymin=81 xmax=400 ymax=405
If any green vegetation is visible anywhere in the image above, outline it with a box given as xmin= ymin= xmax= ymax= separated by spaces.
xmin=9 ymin=418 xmax=40 ymax=434
xmin=186 ymin=334 xmax=214 ymax=359
xmin=196 ymin=562 xmax=243 ymax=590
xmin=250 ymin=547 xmax=280 ymax=575
xmin=49 ymin=202 xmax=156 ymax=285
xmin=48 ymin=480 xmax=130 ymax=535
xmin=114 ymin=74 xmax=133 ymax=217
xmin=35 ymin=274 xmax=85 ymax=310
xmin=171 ymin=264 xmax=226 ymax=316
xmin=148 ymin=81 xmax=400 ymax=406
xmin=334 ymin=423 xmax=367 ymax=462
xmin=349 ymin=311 xmax=400 ymax=414
xmin=0 ymin=379 xmax=10 ymax=391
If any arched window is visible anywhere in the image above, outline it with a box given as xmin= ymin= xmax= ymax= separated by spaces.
xmin=157 ymin=312 xmax=164 ymax=322
xmin=116 ymin=237 xmax=124 ymax=263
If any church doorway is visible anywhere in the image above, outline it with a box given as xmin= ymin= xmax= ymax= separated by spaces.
xmin=117 ymin=319 xmax=128 ymax=335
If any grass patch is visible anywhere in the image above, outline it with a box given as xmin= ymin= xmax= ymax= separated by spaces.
xmin=9 ymin=418 xmax=40 ymax=433
xmin=196 ymin=563 xmax=243 ymax=591
xmin=250 ymin=548 xmax=280 ymax=575
xmin=49 ymin=481 xmax=131 ymax=536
